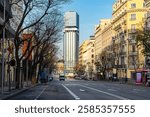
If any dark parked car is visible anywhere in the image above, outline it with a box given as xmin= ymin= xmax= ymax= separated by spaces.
xmin=48 ymin=76 xmax=53 ymax=81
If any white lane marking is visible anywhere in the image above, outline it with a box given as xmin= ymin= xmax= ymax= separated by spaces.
xmin=107 ymin=89 xmax=117 ymax=92
xmin=34 ymin=86 xmax=48 ymax=100
xmin=65 ymin=84 xmax=78 ymax=86
xmin=62 ymin=84 xmax=80 ymax=100
xmin=78 ymin=85 xmax=129 ymax=100
xmin=79 ymin=89 xmax=85 ymax=92
xmin=133 ymin=89 xmax=145 ymax=92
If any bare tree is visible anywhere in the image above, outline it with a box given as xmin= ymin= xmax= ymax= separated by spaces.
xmin=75 ymin=64 xmax=86 ymax=76
xmin=9 ymin=0 xmax=70 ymax=88
xmin=95 ymin=50 xmax=109 ymax=80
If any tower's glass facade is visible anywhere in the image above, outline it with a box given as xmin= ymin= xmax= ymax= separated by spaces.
xmin=63 ymin=11 xmax=79 ymax=74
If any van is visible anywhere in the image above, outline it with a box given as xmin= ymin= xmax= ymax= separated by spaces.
xmin=59 ymin=74 xmax=65 ymax=81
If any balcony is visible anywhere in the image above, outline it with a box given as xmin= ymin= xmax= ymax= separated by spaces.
xmin=145 ymin=0 xmax=150 ymax=8
xmin=129 ymin=52 xmax=137 ymax=56
xmin=128 ymin=29 xmax=137 ymax=34
xmin=128 ymin=65 xmax=135 ymax=69
xmin=121 ymin=64 xmax=127 ymax=68
xmin=120 ymin=51 xmax=126 ymax=56
xmin=113 ymin=64 xmax=127 ymax=68
xmin=120 ymin=39 xmax=126 ymax=44
xmin=112 ymin=10 xmax=127 ymax=23
xmin=113 ymin=24 xmax=121 ymax=31
xmin=128 ymin=39 xmax=136 ymax=44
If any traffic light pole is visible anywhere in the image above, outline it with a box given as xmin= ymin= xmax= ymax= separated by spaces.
xmin=1 ymin=0 xmax=6 ymax=94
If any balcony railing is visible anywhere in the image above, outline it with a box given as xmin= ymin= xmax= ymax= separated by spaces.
xmin=113 ymin=64 xmax=127 ymax=68
xmin=128 ymin=65 xmax=135 ymax=69
xmin=120 ymin=51 xmax=126 ymax=55
xmin=128 ymin=39 xmax=136 ymax=44
xmin=128 ymin=29 xmax=137 ymax=34
xmin=129 ymin=52 xmax=137 ymax=56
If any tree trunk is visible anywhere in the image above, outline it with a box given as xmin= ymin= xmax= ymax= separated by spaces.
xmin=37 ymin=63 xmax=43 ymax=82
xmin=30 ymin=63 xmax=37 ymax=83
xmin=102 ymin=69 xmax=106 ymax=80
xmin=15 ymin=62 xmax=20 ymax=89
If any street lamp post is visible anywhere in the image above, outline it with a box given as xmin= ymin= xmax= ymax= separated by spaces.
xmin=2 ymin=0 xmax=6 ymax=94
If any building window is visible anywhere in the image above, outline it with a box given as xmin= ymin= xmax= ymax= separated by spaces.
xmin=144 ymin=13 xmax=147 ymax=19
xmin=131 ymin=3 xmax=136 ymax=8
xmin=92 ymin=60 xmax=94 ymax=63
xmin=96 ymin=55 xmax=98 ymax=60
xmin=130 ymin=34 xmax=136 ymax=40
xmin=92 ymin=54 xmax=94 ymax=58
xmin=130 ymin=14 xmax=136 ymax=20
xmin=132 ymin=45 xmax=136 ymax=52
xmin=121 ymin=57 xmax=125 ymax=65
xmin=131 ymin=56 xmax=136 ymax=65
xmin=131 ymin=24 xmax=136 ymax=32
xmin=143 ymin=2 xmax=146 ymax=7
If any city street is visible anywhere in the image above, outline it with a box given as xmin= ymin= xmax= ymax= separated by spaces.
xmin=6 ymin=77 xmax=150 ymax=100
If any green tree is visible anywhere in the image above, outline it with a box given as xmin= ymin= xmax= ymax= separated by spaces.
xmin=136 ymin=29 xmax=150 ymax=56
xmin=96 ymin=50 xmax=108 ymax=80
xmin=76 ymin=64 xmax=86 ymax=76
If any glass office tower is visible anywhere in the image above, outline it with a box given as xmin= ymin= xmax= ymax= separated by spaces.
xmin=63 ymin=11 xmax=79 ymax=74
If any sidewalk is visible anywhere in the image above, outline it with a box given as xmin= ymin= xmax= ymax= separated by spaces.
xmin=0 ymin=83 xmax=37 ymax=100
xmin=106 ymin=79 xmax=148 ymax=87
xmin=89 ymin=77 xmax=149 ymax=87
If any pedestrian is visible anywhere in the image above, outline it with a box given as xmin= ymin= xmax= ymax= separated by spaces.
xmin=112 ymin=74 xmax=114 ymax=82
xmin=108 ymin=74 xmax=111 ymax=81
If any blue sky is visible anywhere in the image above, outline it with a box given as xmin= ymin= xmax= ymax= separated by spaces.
xmin=62 ymin=0 xmax=115 ymax=45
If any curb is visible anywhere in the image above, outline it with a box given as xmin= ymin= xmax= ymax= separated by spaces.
xmin=1 ymin=84 xmax=39 ymax=100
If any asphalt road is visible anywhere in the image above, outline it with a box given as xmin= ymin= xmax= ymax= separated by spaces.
xmin=6 ymin=77 xmax=150 ymax=100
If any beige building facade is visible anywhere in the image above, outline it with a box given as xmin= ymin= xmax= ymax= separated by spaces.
xmin=94 ymin=19 xmax=111 ymax=59
xmin=94 ymin=19 xmax=113 ymax=78
xmin=79 ymin=36 xmax=95 ymax=79
xmin=93 ymin=0 xmax=147 ymax=81
xmin=79 ymin=40 xmax=89 ymax=66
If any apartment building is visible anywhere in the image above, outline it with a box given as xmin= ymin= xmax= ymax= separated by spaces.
xmin=0 ymin=0 xmax=15 ymax=87
xmin=95 ymin=19 xmax=111 ymax=58
xmin=0 ymin=0 xmax=23 ymax=88
xmin=56 ymin=60 xmax=64 ymax=74
xmin=112 ymin=0 xmax=147 ymax=79
xmin=79 ymin=40 xmax=89 ymax=66
xmin=94 ymin=19 xmax=113 ymax=78
xmin=79 ymin=36 xmax=95 ymax=79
